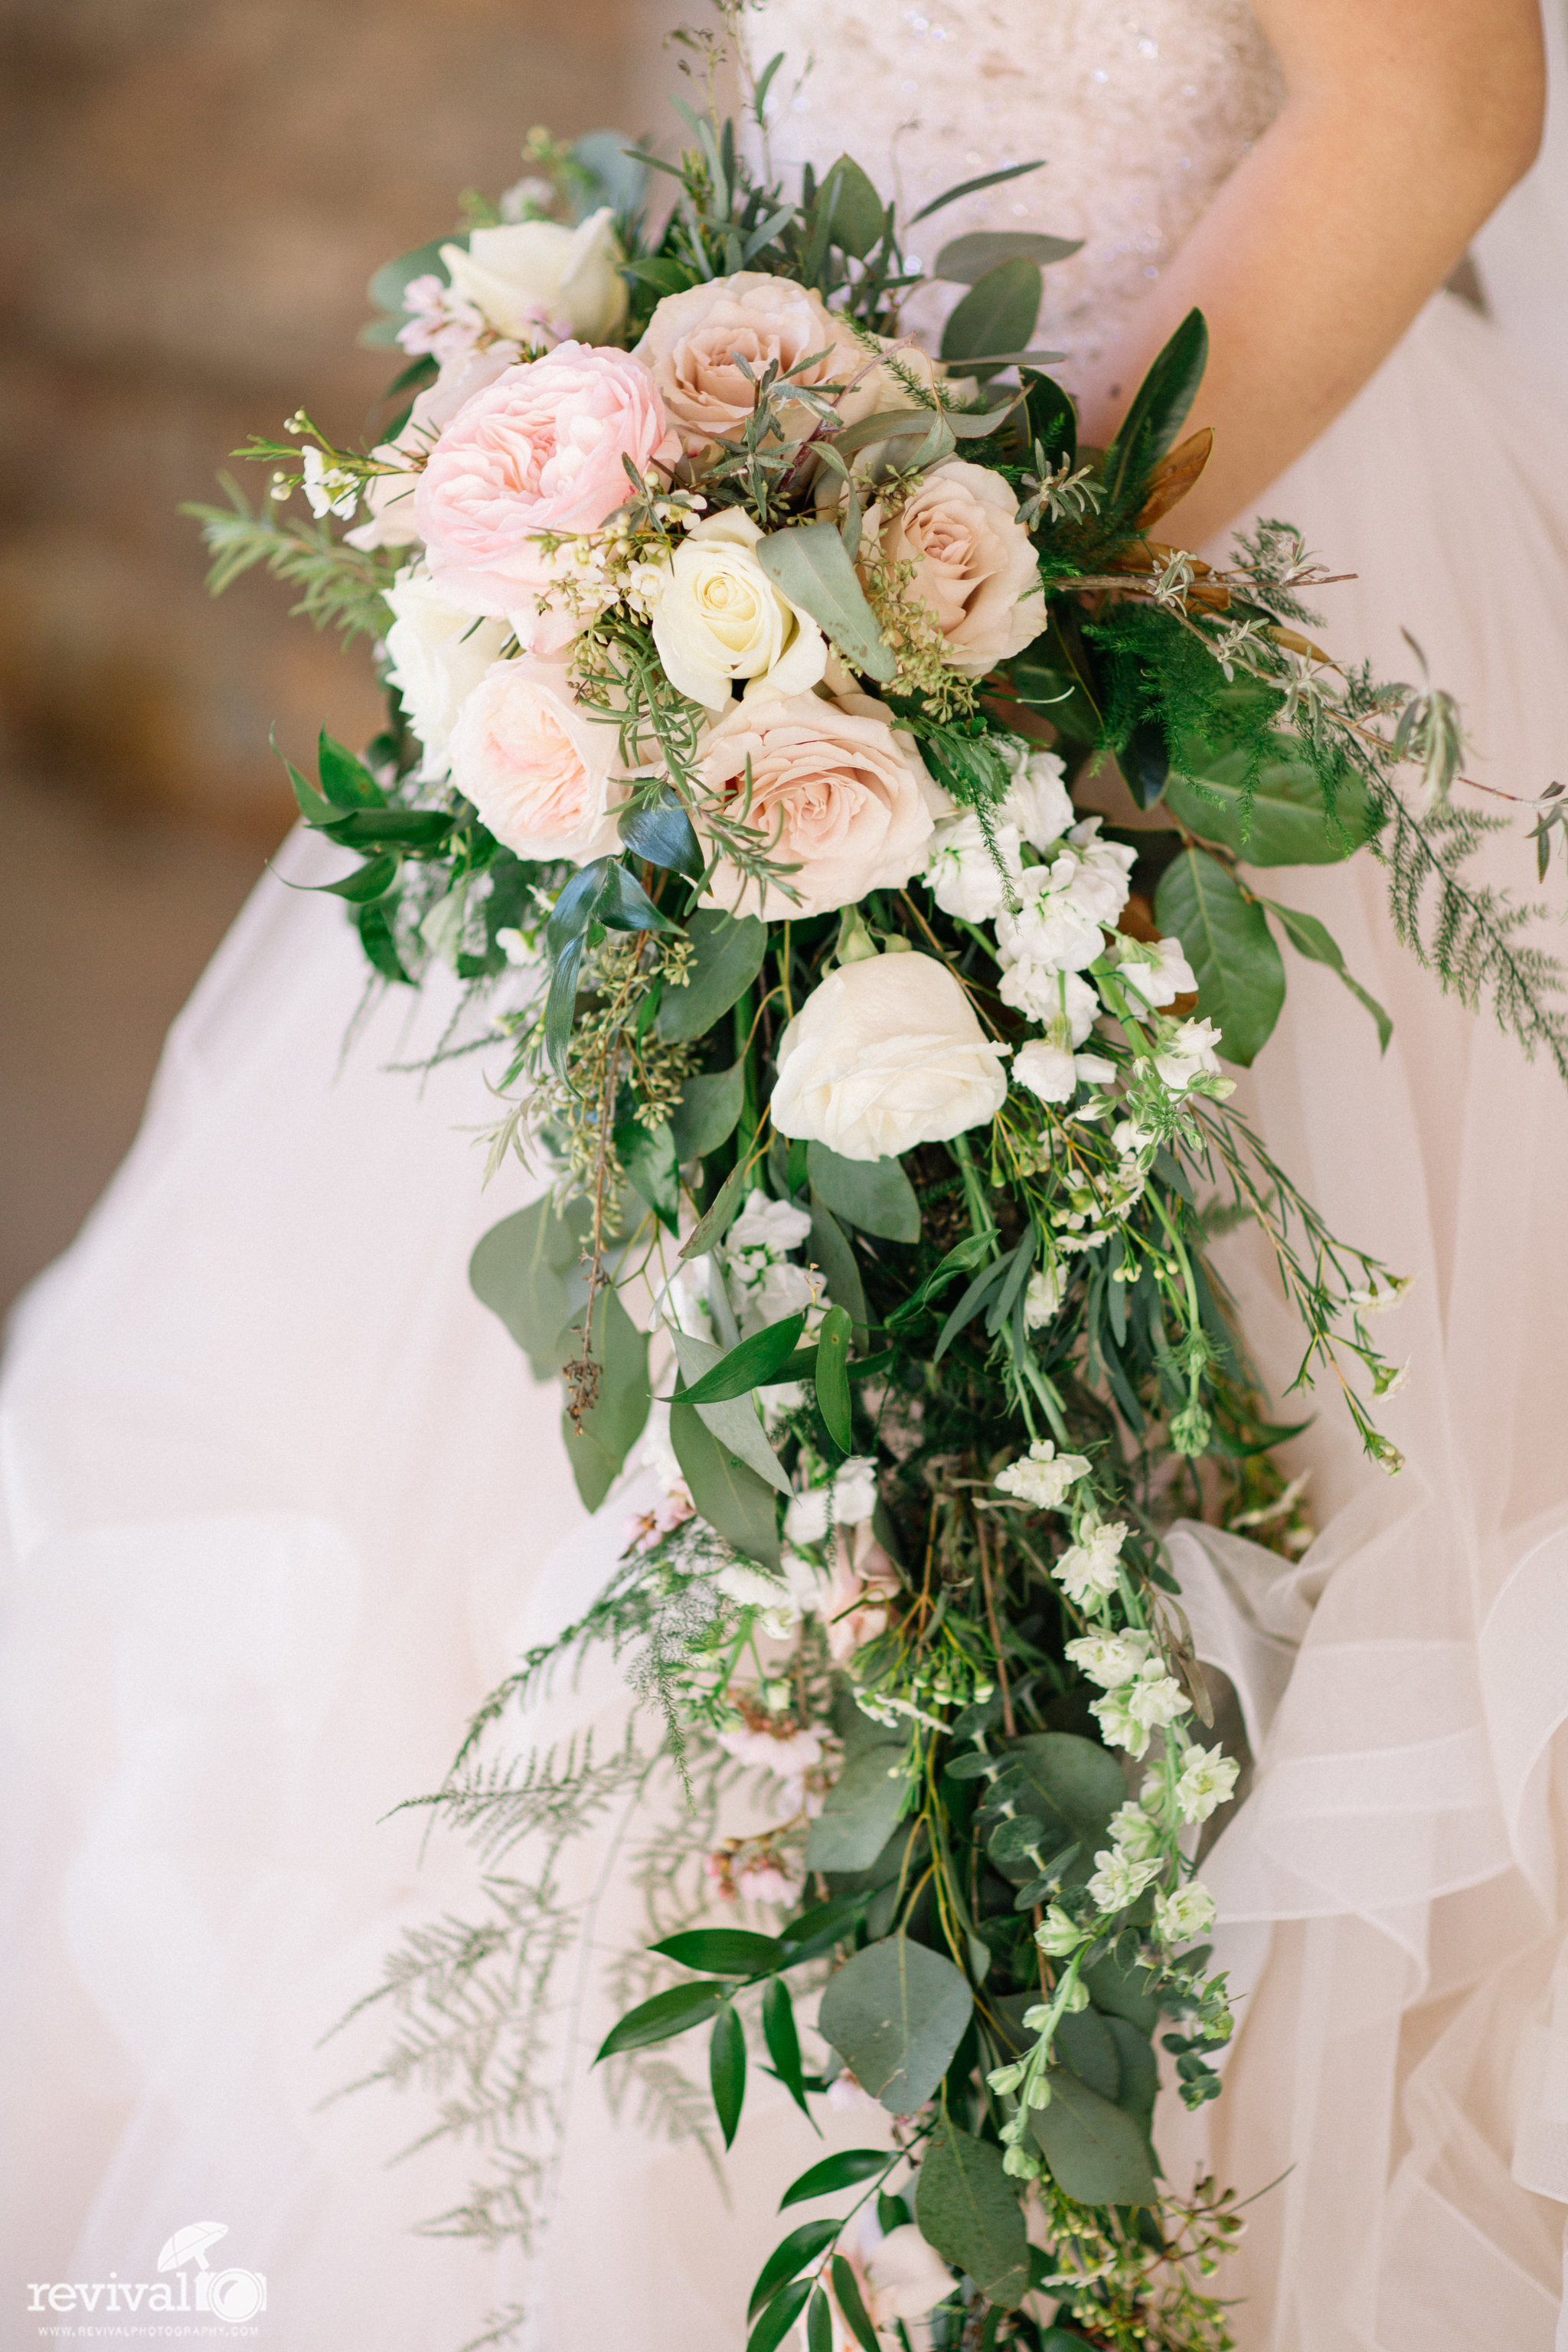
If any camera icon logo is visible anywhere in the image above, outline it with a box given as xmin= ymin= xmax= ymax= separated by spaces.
xmin=157 ymin=2223 xmax=268 ymax=2325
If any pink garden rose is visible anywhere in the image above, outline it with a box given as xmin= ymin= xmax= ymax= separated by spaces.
xmin=413 ymin=342 xmax=679 ymax=647
xmin=696 ymin=690 xmax=940 ymax=921
xmin=868 ymin=458 xmax=1045 ymax=675
xmin=447 ymin=655 xmax=626 ymax=864
xmin=345 ymin=345 xmax=518 ymax=551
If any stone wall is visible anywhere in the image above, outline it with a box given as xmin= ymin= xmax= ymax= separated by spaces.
xmin=0 ymin=0 xmax=684 ymax=846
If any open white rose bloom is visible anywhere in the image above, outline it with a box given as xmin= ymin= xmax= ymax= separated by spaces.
xmin=167 ymin=64 xmax=1568 ymax=2352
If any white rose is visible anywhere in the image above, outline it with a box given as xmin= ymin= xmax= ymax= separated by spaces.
xmin=345 ymin=345 xmax=520 ymax=550
xmin=923 ymin=808 xmax=1021 ymax=923
xmin=441 ymin=210 xmax=626 ymax=345
xmin=995 ymin=865 xmax=1107 ymax=976
xmin=384 ymin=570 xmax=510 ymax=779
xmin=448 ymin=655 xmax=626 ymax=863
xmin=771 ymin=951 xmax=1009 ymax=1162
xmin=645 ymin=510 xmax=826 ymax=710
xmin=1001 ymin=751 xmax=1075 ymax=850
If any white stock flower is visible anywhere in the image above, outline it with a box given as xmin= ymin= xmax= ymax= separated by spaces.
xmin=994 ymin=1440 xmax=1091 ymax=1510
xmin=1106 ymin=1797 xmax=1163 ymax=1864
xmin=1086 ymin=1846 xmax=1159 ymax=1912
xmin=771 ymin=951 xmax=1009 ymax=1161
xmin=717 ymin=1718 xmax=825 ymax=1773
xmin=441 ymin=210 xmax=627 ymax=344
xmin=1024 ymin=1262 xmax=1064 ymax=1329
xmin=1063 ymin=1628 xmax=1155 ymax=1688
xmin=1091 ymin=1661 xmax=1187 ymax=1756
xmin=1001 ymin=750 xmax=1076 ymax=851
xmin=784 ymin=1486 xmax=831 ymax=1547
xmin=740 ymin=1260 xmax=817 ymax=1333
xmin=715 ymin=1560 xmax=792 ymax=1611
xmin=1155 ymin=1018 xmax=1225 ymax=1093
xmin=1012 ymin=1038 xmax=1076 ymax=1102
xmin=301 ymin=445 xmax=358 ymax=521
xmin=384 ymin=570 xmax=511 ymax=779
xmin=1053 ymin=1517 xmax=1127 ymax=1606
xmin=645 ymin=509 xmax=827 ymax=710
xmin=1117 ymin=934 xmax=1198 ymax=1008
xmin=864 ymin=2226 xmax=955 ymax=2326
xmin=1063 ymin=818 xmax=1138 ymax=923
xmin=1154 ymin=1879 xmax=1217 ymax=1944
xmin=1174 ymin=1743 xmax=1241 ymax=1824
xmin=998 ymin=962 xmax=1098 ymax=1038
xmin=728 ymin=1189 xmax=813 ymax=1260
xmin=924 ymin=808 xmax=1021 ymax=923
xmin=831 ymin=1456 xmax=881 ymax=1525
xmin=1034 ymin=1904 xmax=1087 ymax=1957
xmin=995 ymin=862 xmax=1106 ymax=975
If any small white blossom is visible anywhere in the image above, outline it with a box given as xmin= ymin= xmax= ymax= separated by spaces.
xmin=1154 ymin=1879 xmax=1217 ymax=1944
xmin=1024 ymin=1262 xmax=1064 ymax=1330
xmin=1106 ymin=1797 xmax=1164 ymax=1864
xmin=1000 ymin=750 xmax=1075 ymax=850
xmin=1063 ymin=818 xmax=1138 ymax=923
xmin=998 ymin=959 xmax=1099 ymax=1031
xmin=1086 ymin=1846 xmax=1160 ymax=1911
xmin=1348 ymin=1276 xmax=1414 ymax=1315
xmin=1063 ymin=1628 xmax=1155 ymax=1689
xmin=1116 ymin=935 xmax=1198 ymax=1008
xmin=1034 ymin=1904 xmax=1087 ymax=1956
xmin=995 ymin=864 xmax=1106 ymax=975
xmin=727 ymin=1189 xmax=813 ymax=1260
xmin=995 ymin=1440 xmax=1092 ymax=1510
xmin=1053 ymin=1516 xmax=1127 ymax=1606
xmin=301 ymin=444 xmax=358 ymax=521
xmin=1154 ymin=1017 xmax=1224 ymax=1093
xmin=1174 ymin=1743 xmax=1240 ymax=1824
xmin=1091 ymin=1661 xmax=1188 ymax=1756
xmin=1013 ymin=1038 xmax=1076 ymax=1102
xmin=925 ymin=810 xmax=1022 ymax=922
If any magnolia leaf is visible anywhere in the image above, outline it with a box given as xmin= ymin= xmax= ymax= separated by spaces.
xmin=657 ymin=909 xmax=769 ymax=1042
xmin=469 ymin=1194 xmax=592 ymax=1380
xmin=1021 ymin=369 xmax=1077 ymax=470
xmin=620 ymin=789 xmax=704 ymax=880
xmin=914 ymin=2119 xmax=1030 ymax=2309
xmin=1263 ymin=899 xmax=1393 ymax=1051
xmin=807 ymin=1200 xmax=869 ymax=1338
xmin=1101 ymin=308 xmax=1208 ymax=517
xmin=670 ymin=1062 xmax=746 ymax=1161
xmin=817 ymin=1936 xmax=973 ymax=2115
xmin=806 ymin=1144 xmax=920 ymax=1243
xmin=599 ymin=860 xmax=679 ymax=935
xmin=1155 ymin=848 xmax=1286 ymax=1067
xmin=1135 ymin=426 xmax=1214 ymax=531
xmin=756 ymin=524 xmax=897 ymax=684
xmin=939 ymin=257 xmax=1043 ymax=380
xmin=1030 ymin=2067 xmax=1159 ymax=2207
xmin=933 ymin=230 xmax=1083 ymax=282
xmin=556 ymin=1282 xmax=651 ymax=1511
xmin=678 ymin=1314 xmax=807 ymax=1404
xmin=1162 ymin=741 xmax=1376 ymax=865
xmin=805 ymin=1745 xmax=915 ymax=1872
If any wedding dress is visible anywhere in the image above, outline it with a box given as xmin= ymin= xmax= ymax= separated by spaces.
xmin=4 ymin=3 xmax=1568 ymax=2347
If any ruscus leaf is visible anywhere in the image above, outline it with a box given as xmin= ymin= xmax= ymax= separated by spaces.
xmin=594 ymin=1978 xmax=729 ymax=2061
xmin=780 ymin=2150 xmax=891 ymax=2212
xmin=710 ymin=2001 xmax=747 ymax=2149
xmin=814 ymin=1303 xmax=854 ymax=1452
xmin=651 ymin=1928 xmax=785 ymax=1977
xmin=748 ymin=2227 xmax=837 ymax=2324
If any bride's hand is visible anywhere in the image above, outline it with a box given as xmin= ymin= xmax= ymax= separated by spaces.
xmin=1074 ymin=0 xmax=1545 ymax=547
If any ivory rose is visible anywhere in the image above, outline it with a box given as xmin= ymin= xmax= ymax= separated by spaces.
xmin=383 ymin=569 xmax=510 ymax=778
xmin=345 ymin=345 xmax=519 ymax=551
xmin=696 ymin=691 xmax=939 ymax=921
xmin=869 ymin=459 xmax=1045 ymax=674
xmin=633 ymin=271 xmax=874 ymax=455
xmin=413 ymin=344 xmax=679 ymax=645
xmin=447 ymin=655 xmax=625 ymax=863
xmin=770 ymin=951 xmax=1011 ymax=1161
xmin=439 ymin=210 xmax=626 ymax=345
xmin=645 ymin=510 xmax=826 ymax=709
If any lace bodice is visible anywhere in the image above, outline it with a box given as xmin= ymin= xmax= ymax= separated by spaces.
xmin=749 ymin=0 xmax=1283 ymax=381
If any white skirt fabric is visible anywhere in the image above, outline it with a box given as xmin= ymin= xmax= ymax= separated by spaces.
xmin=7 ymin=171 xmax=1568 ymax=2352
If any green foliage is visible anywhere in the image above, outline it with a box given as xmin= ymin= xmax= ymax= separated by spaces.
xmin=939 ymin=256 xmax=1044 ymax=377
xmin=816 ymin=1936 xmax=974 ymax=2113
xmin=1030 ymin=2067 xmax=1160 ymax=2207
xmin=1156 ymin=849 xmax=1288 ymax=1066
xmin=657 ymin=910 xmax=769 ymax=1041
xmin=756 ymin=524 xmax=897 ymax=684
xmin=805 ymin=1145 xmax=921 ymax=1243
xmin=182 ymin=477 xmax=398 ymax=641
xmin=915 ymin=2119 xmax=1031 ymax=2308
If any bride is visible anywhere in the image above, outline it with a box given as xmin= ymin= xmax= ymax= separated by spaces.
xmin=2 ymin=1 xmax=1563 ymax=2345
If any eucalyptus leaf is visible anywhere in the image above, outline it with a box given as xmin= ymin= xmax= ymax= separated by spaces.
xmin=657 ymin=908 xmax=768 ymax=1041
xmin=816 ymin=1936 xmax=974 ymax=2115
xmin=1154 ymin=848 xmax=1287 ymax=1067
xmin=469 ymin=1194 xmax=590 ymax=1380
xmin=933 ymin=230 xmax=1083 ymax=283
xmin=914 ymin=2119 xmax=1030 ymax=2309
xmin=939 ymin=258 xmax=1043 ymax=379
xmin=756 ymin=524 xmax=897 ymax=684
xmin=670 ymin=1400 xmax=783 ymax=1566
xmin=805 ymin=1743 xmax=916 ymax=1872
xmin=669 ymin=1062 xmax=746 ymax=1161
xmin=555 ymin=1282 xmax=651 ymax=1511
xmin=995 ymin=1733 xmax=1126 ymax=1886
xmin=806 ymin=1144 xmax=921 ymax=1243
xmin=818 ymin=154 xmax=888 ymax=258
xmin=599 ymin=860 xmax=679 ymax=936
xmin=1083 ymin=1950 xmax=1160 ymax=2036
xmin=1054 ymin=2005 xmax=1121 ymax=2102
xmin=1103 ymin=2014 xmax=1159 ymax=2135
xmin=1162 ymin=742 xmax=1376 ymax=865
xmin=1031 ymin=2067 xmax=1159 ymax=2207
xmin=616 ymin=1116 xmax=681 ymax=1232
xmin=1263 ymin=899 xmax=1393 ymax=1050
xmin=807 ymin=1200 xmax=869 ymax=1337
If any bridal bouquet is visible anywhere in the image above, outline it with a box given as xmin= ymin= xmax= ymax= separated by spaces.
xmin=190 ymin=28 xmax=1565 ymax=2352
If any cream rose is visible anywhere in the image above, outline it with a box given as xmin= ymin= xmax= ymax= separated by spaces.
xmin=383 ymin=569 xmax=510 ymax=779
xmin=869 ymin=459 xmax=1045 ymax=674
xmin=696 ymin=691 xmax=939 ymax=921
xmin=771 ymin=951 xmax=1010 ymax=1161
xmin=440 ymin=210 xmax=626 ymax=346
xmin=645 ymin=510 xmax=827 ymax=710
xmin=447 ymin=655 xmax=625 ymax=863
xmin=633 ymin=271 xmax=874 ymax=456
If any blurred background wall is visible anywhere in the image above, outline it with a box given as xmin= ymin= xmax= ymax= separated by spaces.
xmin=0 ymin=0 xmax=682 ymax=1314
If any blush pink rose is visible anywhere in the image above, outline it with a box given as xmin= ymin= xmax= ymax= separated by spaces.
xmin=869 ymin=458 xmax=1046 ymax=675
xmin=413 ymin=342 xmax=679 ymax=643
xmin=697 ymin=690 xmax=941 ymax=921
xmin=447 ymin=655 xmax=626 ymax=864
xmin=824 ymin=1523 xmax=902 ymax=1664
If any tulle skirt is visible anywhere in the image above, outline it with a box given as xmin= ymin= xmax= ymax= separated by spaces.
xmin=5 ymin=279 xmax=1568 ymax=2347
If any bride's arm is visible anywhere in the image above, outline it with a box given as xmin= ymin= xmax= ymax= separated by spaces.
xmin=1073 ymin=0 xmax=1547 ymax=543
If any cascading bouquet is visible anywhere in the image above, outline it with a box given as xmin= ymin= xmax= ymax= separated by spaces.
xmin=189 ymin=30 xmax=1567 ymax=2352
